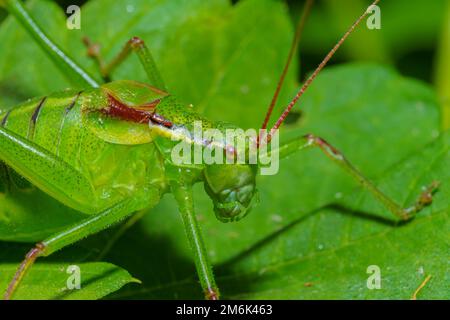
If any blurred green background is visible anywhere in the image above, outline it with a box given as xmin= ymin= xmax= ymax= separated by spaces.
xmin=2 ymin=0 xmax=447 ymax=82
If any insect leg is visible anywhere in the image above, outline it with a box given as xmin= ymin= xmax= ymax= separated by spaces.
xmin=3 ymin=193 xmax=154 ymax=300
xmin=2 ymin=0 xmax=99 ymax=88
xmin=83 ymin=36 xmax=166 ymax=90
xmin=171 ymin=180 xmax=219 ymax=300
xmin=0 ymin=126 xmax=95 ymax=212
xmin=275 ymin=133 xmax=439 ymax=221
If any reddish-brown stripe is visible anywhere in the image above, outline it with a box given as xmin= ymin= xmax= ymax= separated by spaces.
xmin=103 ymin=94 xmax=172 ymax=128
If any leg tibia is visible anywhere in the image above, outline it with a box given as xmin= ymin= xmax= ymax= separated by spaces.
xmin=3 ymin=243 xmax=45 ymax=300
xmin=280 ymin=133 xmax=438 ymax=221
xmin=170 ymin=179 xmax=219 ymax=300
xmin=83 ymin=36 xmax=166 ymax=90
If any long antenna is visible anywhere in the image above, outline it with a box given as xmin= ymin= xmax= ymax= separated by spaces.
xmin=261 ymin=0 xmax=381 ymax=146
xmin=260 ymin=0 xmax=315 ymax=134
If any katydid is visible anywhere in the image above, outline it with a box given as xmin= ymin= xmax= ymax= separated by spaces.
xmin=0 ymin=0 xmax=439 ymax=300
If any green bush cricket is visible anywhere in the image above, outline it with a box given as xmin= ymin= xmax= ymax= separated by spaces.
xmin=0 ymin=0 xmax=439 ymax=300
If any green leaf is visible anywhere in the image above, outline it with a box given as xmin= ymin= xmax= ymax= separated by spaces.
xmin=102 ymin=64 xmax=444 ymax=299
xmin=106 ymin=130 xmax=449 ymax=300
xmin=0 ymin=243 xmax=138 ymax=299
xmin=0 ymin=0 xmax=446 ymax=300
xmin=0 ymin=0 xmax=299 ymax=299
xmin=120 ymin=63 xmax=441 ymax=271
xmin=215 ymin=131 xmax=450 ymax=299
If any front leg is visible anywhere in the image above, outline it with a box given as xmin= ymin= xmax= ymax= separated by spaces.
xmin=83 ymin=36 xmax=166 ymax=90
xmin=276 ymin=133 xmax=439 ymax=221
xmin=170 ymin=179 xmax=219 ymax=300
